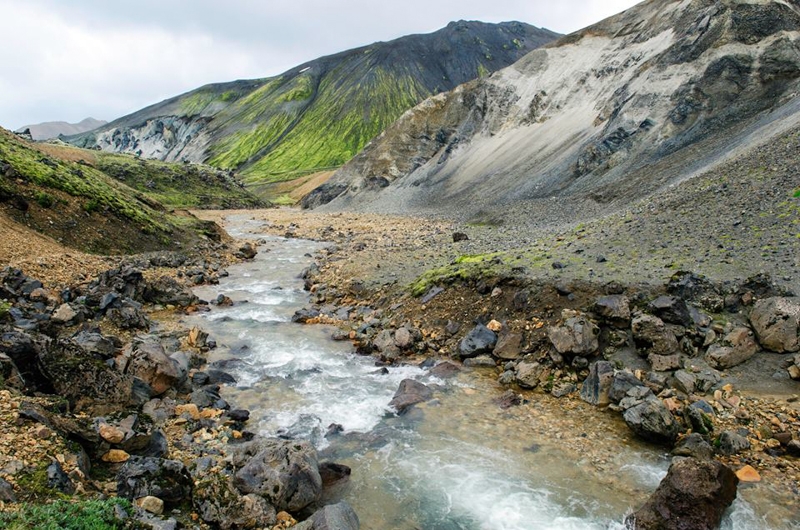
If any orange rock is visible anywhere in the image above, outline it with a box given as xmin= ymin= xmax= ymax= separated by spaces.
xmin=101 ymin=449 xmax=130 ymax=463
xmin=200 ymin=408 xmax=222 ymax=419
xmin=98 ymin=424 xmax=126 ymax=444
xmin=487 ymin=320 xmax=503 ymax=332
xmin=736 ymin=465 xmax=761 ymax=482
xmin=176 ymin=403 xmax=200 ymax=420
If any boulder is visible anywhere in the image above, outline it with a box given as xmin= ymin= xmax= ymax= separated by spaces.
xmin=117 ymin=457 xmax=193 ymax=505
xmin=626 ymin=457 xmax=738 ymax=530
xmin=623 ymin=399 xmax=680 ymax=444
xmin=238 ymin=243 xmax=258 ymax=260
xmin=647 ymin=353 xmax=682 ymax=372
xmin=492 ymin=331 xmax=523 ymax=360
xmin=632 ymin=314 xmax=679 ymax=356
xmin=107 ymin=300 xmax=150 ymax=330
xmin=514 ymin=361 xmax=546 ymax=389
xmin=71 ymin=330 xmax=118 ymax=359
xmin=672 ymin=433 xmax=714 ymax=460
xmin=593 ymin=295 xmax=631 ymax=327
xmin=302 ymin=501 xmax=360 ymax=530
xmin=429 ymin=362 xmax=460 ymax=379
xmin=232 ymin=438 xmax=322 ymax=513
xmin=547 ymin=316 xmax=599 ymax=356
xmin=124 ymin=341 xmax=180 ymax=396
xmin=193 ymin=473 xmax=277 ymax=529
xmin=749 ymin=297 xmax=800 ymax=352
xmin=718 ymin=430 xmax=751 ymax=456
xmin=705 ymin=327 xmax=759 ymax=369
xmin=458 ymin=325 xmax=497 ymax=359
xmin=608 ymin=371 xmax=645 ymax=404
xmin=580 ymin=361 xmax=615 ymax=406
xmin=648 ymin=296 xmax=692 ymax=327
xmin=388 ymin=379 xmax=433 ymax=414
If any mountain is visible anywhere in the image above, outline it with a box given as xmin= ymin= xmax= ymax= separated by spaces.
xmin=16 ymin=118 xmax=107 ymax=141
xmin=302 ymin=0 xmax=800 ymax=222
xmin=65 ymin=21 xmax=560 ymax=202
xmin=0 ymin=129 xmax=254 ymax=254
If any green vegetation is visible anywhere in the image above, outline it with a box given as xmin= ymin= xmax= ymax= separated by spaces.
xmin=793 ymin=188 xmax=800 ymax=198
xmin=410 ymin=253 xmax=502 ymax=296
xmin=0 ymin=498 xmax=134 ymax=529
xmin=0 ymin=300 xmax=10 ymax=319
xmin=34 ymin=191 xmax=55 ymax=208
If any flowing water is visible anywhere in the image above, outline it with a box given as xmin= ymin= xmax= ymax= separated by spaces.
xmin=190 ymin=215 xmax=796 ymax=530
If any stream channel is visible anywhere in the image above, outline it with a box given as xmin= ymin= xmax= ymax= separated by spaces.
xmin=190 ymin=216 xmax=793 ymax=530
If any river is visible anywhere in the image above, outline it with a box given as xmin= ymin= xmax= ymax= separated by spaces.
xmin=190 ymin=215 xmax=794 ymax=530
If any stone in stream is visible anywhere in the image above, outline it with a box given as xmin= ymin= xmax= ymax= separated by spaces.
xmin=429 ymin=361 xmax=460 ymax=379
xmin=458 ymin=324 xmax=497 ymax=358
xmin=749 ymin=297 xmax=800 ymax=353
xmin=295 ymin=501 xmax=360 ymax=530
xmin=388 ymin=379 xmax=433 ymax=414
xmin=623 ymin=399 xmax=680 ymax=444
xmin=626 ymin=457 xmax=738 ymax=530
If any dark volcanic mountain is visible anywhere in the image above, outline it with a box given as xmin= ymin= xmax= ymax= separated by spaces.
xmin=16 ymin=118 xmax=107 ymax=141
xmin=67 ymin=21 xmax=559 ymax=200
xmin=303 ymin=0 xmax=800 ymax=221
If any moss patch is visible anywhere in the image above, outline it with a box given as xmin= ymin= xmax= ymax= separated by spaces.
xmin=0 ymin=498 xmax=135 ymax=529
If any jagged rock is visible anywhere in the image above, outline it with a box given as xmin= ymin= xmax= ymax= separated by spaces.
xmin=51 ymin=303 xmax=79 ymax=325
xmin=191 ymin=385 xmax=228 ymax=410
xmin=608 ymin=371 xmax=645 ymax=403
xmin=623 ymin=399 xmax=680 ymax=444
xmin=547 ymin=315 xmax=599 ymax=356
xmin=685 ymin=405 xmax=714 ymax=436
xmin=632 ymin=314 xmax=679 ymax=356
xmin=705 ymin=327 xmax=759 ymax=369
xmin=492 ymin=331 xmax=523 ymax=360
xmin=0 ymin=477 xmax=15 ymax=502
xmin=124 ymin=341 xmax=180 ymax=396
xmin=580 ymin=361 xmax=615 ymax=406
xmin=618 ymin=386 xmax=656 ymax=411
xmin=193 ymin=473 xmax=277 ymax=529
xmin=117 ymin=457 xmax=193 ymax=505
xmin=673 ymin=370 xmax=697 ymax=394
xmin=749 ymin=297 xmax=800 ymax=352
xmin=458 ymin=324 xmax=497 ymax=358
xmin=71 ymin=330 xmax=118 ymax=358
xmin=667 ymin=272 xmax=724 ymax=312
xmin=388 ymin=379 xmax=433 ymax=414
xmin=648 ymin=353 xmax=682 ymax=372
xmin=514 ymin=361 xmax=546 ymax=389
xmin=552 ymin=383 xmax=577 ymax=398
xmin=232 ymin=438 xmax=322 ymax=513
xmin=46 ymin=460 xmax=75 ymax=494
xmin=187 ymin=327 xmax=209 ymax=349
xmin=718 ymin=430 xmax=751 ymax=455
xmin=648 ymin=295 xmax=693 ymax=327
xmin=672 ymin=433 xmax=715 ymax=460
xmin=107 ymin=300 xmax=150 ymax=330
xmin=593 ymin=295 xmax=631 ymax=328
xmin=626 ymin=458 xmax=738 ymax=530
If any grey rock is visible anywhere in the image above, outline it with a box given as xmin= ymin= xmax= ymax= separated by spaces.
xmin=623 ymin=399 xmax=680 ymax=444
xmin=552 ymin=383 xmax=577 ymax=398
xmin=673 ymin=370 xmax=697 ymax=394
xmin=194 ymin=473 xmax=277 ymax=529
xmin=0 ymin=477 xmax=15 ymax=502
xmin=632 ymin=314 xmax=679 ymax=356
xmin=46 ymin=460 xmax=75 ymax=494
xmin=71 ymin=330 xmax=118 ymax=359
xmin=705 ymin=327 xmax=759 ymax=369
xmin=580 ymin=361 xmax=615 ymax=406
xmin=685 ymin=405 xmax=714 ymax=436
xmin=749 ymin=297 xmax=800 ymax=353
xmin=125 ymin=341 xmax=180 ymax=396
xmin=306 ymin=501 xmax=360 ymax=530
xmin=429 ymin=362 xmax=460 ymax=379
xmin=594 ymin=295 xmax=631 ymax=327
xmin=463 ymin=355 xmax=495 ymax=368
xmin=388 ymin=379 xmax=433 ymax=414
xmin=608 ymin=371 xmax=645 ymax=403
xmin=718 ymin=430 xmax=751 ymax=456
xmin=117 ymin=457 xmax=193 ymax=505
xmin=459 ymin=324 xmax=497 ymax=358
xmin=672 ymin=433 xmax=714 ymax=460
xmin=648 ymin=295 xmax=693 ymax=327
xmin=626 ymin=458 xmax=738 ymax=530
xmin=492 ymin=331 xmax=523 ymax=360
xmin=647 ymin=353 xmax=682 ymax=372
xmin=232 ymin=438 xmax=321 ymax=512
xmin=547 ymin=316 xmax=599 ymax=356
xmin=514 ymin=361 xmax=546 ymax=389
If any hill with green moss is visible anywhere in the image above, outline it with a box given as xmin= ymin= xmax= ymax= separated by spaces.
xmin=0 ymin=129 xmax=238 ymax=255
xmin=66 ymin=21 xmax=559 ymax=202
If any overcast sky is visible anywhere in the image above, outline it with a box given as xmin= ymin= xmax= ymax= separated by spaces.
xmin=0 ymin=0 xmax=641 ymax=130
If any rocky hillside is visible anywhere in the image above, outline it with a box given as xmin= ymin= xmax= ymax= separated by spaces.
xmin=16 ymin=118 xmax=107 ymax=141
xmin=65 ymin=21 xmax=559 ymax=202
xmin=0 ymin=129 xmax=228 ymax=255
xmin=303 ymin=0 xmax=800 ymax=221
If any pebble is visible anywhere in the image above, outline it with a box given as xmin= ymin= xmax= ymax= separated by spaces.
xmin=101 ymin=449 xmax=130 ymax=463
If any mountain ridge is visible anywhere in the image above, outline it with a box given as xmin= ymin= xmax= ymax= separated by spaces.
xmin=16 ymin=118 xmax=107 ymax=141
xmin=66 ymin=21 xmax=560 ymax=202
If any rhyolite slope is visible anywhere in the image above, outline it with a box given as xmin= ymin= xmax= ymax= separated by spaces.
xmin=66 ymin=21 xmax=559 ymax=201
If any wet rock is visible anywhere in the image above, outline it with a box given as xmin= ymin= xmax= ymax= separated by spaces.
xmin=302 ymin=501 xmax=360 ymax=530
xmin=117 ymin=457 xmax=193 ymax=505
xmin=514 ymin=361 xmax=546 ymax=389
xmin=227 ymin=409 xmax=250 ymax=422
xmin=389 ymin=379 xmax=433 ymax=414
xmin=494 ymin=390 xmax=522 ymax=409
xmin=278 ymin=414 xmax=323 ymax=445
xmin=623 ymin=399 xmax=680 ymax=444
xmin=705 ymin=327 xmax=759 ymax=369
xmin=429 ymin=362 xmax=460 ymax=379
xmin=124 ymin=341 xmax=180 ymax=396
xmin=593 ymin=295 xmax=631 ymax=328
xmin=232 ymin=438 xmax=322 ymax=512
xmin=458 ymin=324 xmax=497 ymax=359
xmin=749 ymin=297 xmax=800 ymax=352
xmin=718 ymin=430 xmax=751 ymax=455
xmin=648 ymin=295 xmax=693 ymax=327
xmin=580 ymin=361 xmax=615 ymax=406
xmin=292 ymin=308 xmax=321 ymax=324
xmin=672 ymin=433 xmax=715 ymax=460
xmin=492 ymin=331 xmax=523 ymax=360
xmin=463 ymin=355 xmax=495 ymax=368
xmin=552 ymin=383 xmax=576 ymax=398
xmin=632 ymin=314 xmax=679 ymax=356
xmin=191 ymin=385 xmax=228 ymax=410
xmin=626 ymin=457 xmax=738 ymax=530
xmin=238 ymin=243 xmax=258 ymax=260
xmin=547 ymin=315 xmax=599 ymax=356
xmin=46 ymin=460 xmax=75 ymax=494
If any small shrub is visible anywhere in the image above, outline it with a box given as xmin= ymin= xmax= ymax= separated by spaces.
xmin=794 ymin=188 xmax=800 ymax=198
xmin=34 ymin=191 xmax=54 ymax=208
xmin=84 ymin=199 xmax=101 ymax=213
xmin=0 ymin=498 xmax=134 ymax=529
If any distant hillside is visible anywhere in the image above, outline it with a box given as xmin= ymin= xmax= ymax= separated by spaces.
xmin=303 ymin=0 xmax=800 ymax=222
xmin=17 ymin=118 xmax=107 ymax=141
xmin=66 ymin=21 xmax=560 ymax=202
xmin=0 ymin=129 xmax=258 ymax=254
